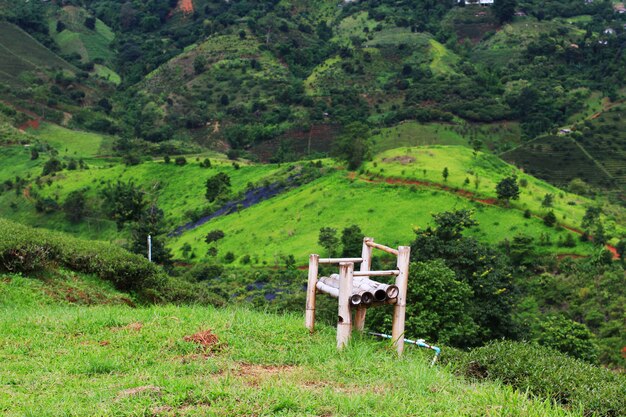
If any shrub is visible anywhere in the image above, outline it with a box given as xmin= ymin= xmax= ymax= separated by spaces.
xmin=446 ymin=341 xmax=626 ymax=417
xmin=175 ymin=156 xmax=187 ymax=166
xmin=0 ymin=218 xmax=164 ymax=299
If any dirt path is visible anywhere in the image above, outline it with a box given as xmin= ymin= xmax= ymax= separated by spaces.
xmin=358 ymin=175 xmax=619 ymax=259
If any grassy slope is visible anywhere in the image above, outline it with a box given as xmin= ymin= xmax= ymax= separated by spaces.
xmin=34 ymin=159 xmax=283 ymax=227
xmin=169 ymin=168 xmax=595 ymax=264
xmin=29 ymin=123 xmax=115 ymax=158
xmin=370 ymin=120 xmax=523 ymax=154
xmin=49 ymin=6 xmax=116 ymax=63
xmin=0 ymin=275 xmax=578 ymax=417
xmin=0 ymin=21 xmax=76 ymax=85
xmin=363 ymin=146 xmax=625 ymax=237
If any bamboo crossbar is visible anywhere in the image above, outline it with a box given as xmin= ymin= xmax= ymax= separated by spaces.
xmin=365 ymin=241 xmax=399 ymax=256
xmin=353 ymin=270 xmax=400 ymax=277
xmin=318 ymin=257 xmax=363 ymax=264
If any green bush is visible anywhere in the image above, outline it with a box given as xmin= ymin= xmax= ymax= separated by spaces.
xmin=0 ymin=219 xmax=222 ymax=306
xmin=0 ymin=218 xmax=164 ymax=298
xmin=446 ymin=341 xmax=626 ymax=417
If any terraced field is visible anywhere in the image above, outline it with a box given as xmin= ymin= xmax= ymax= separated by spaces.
xmin=0 ymin=21 xmax=75 ymax=85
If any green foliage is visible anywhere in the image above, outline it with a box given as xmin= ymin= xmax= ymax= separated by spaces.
xmin=493 ymin=0 xmax=517 ymax=23
xmin=174 ymin=156 xmax=187 ymax=166
xmin=0 ymin=218 xmax=164 ymax=298
xmin=537 ymin=315 xmax=598 ymax=363
xmin=496 ymin=176 xmax=520 ymax=204
xmin=544 ymin=211 xmax=557 ymax=227
xmin=410 ymin=210 xmax=518 ymax=347
xmin=318 ymin=227 xmax=339 ymax=257
xmin=62 ymin=190 xmax=87 ymax=223
xmin=332 ymin=122 xmax=370 ymax=170
xmin=205 ymin=229 xmax=225 ymax=244
xmin=100 ymin=180 xmax=145 ymax=228
xmin=371 ymin=260 xmax=479 ymax=345
xmin=449 ymin=340 xmax=626 ymax=417
xmin=42 ymin=158 xmax=62 ymax=176
xmin=205 ymin=172 xmax=231 ymax=202
xmin=129 ymin=204 xmax=172 ymax=264
xmin=340 ymin=224 xmax=363 ymax=257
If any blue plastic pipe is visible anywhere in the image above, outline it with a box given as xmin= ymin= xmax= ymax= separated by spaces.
xmin=369 ymin=332 xmax=441 ymax=365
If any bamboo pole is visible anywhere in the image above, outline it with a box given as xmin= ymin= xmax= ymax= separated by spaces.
xmin=305 ymin=254 xmax=319 ymax=333
xmin=337 ymin=262 xmax=354 ymax=349
xmin=353 ymin=270 xmax=400 ymax=277
xmin=392 ymin=246 xmax=411 ymax=356
xmin=354 ymin=237 xmax=373 ymax=332
xmin=365 ymin=241 xmax=399 ymax=256
xmin=319 ymin=257 xmax=363 ymax=264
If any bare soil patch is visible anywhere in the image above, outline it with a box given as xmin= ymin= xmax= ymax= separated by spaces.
xmin=382 ymin=155 xmax=416 ymax=165
xmin=183 ymin=329 xmax=225 ymax=354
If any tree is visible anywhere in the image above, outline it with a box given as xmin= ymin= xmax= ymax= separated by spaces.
xmin=542 ymin=193 xmax=554 ymax=207
xmin=318 ymin=227 xmax=339 ymax=257
xmin=494 ymin=0 xmax=517 ymax=23
xmin=56 ymin=20 xmax=65 ymax=33
xmin=100 ymin=180 xmax=145 ymax=228
xmin=130 ymin=204 xmax=172 ymax=265
xmin=205 ymin=229 xmax=225 ymax=244
xmin=193 ymin=55 xmax=206 ymax=74
xmin=332 ymin=122 xmax=370 ymax=170
xmin=409 ymin=210 xmax=518 ymax=347
xmin=581 ymin=207 xmax=601 ymax=229
xmin=62 ymin=190 xmax=87 ymax=223
xmin=84 ymin=16 xmax=96 ymax=30
xmin=370 ymin=260 xmax=479 ymax=345
xmin=205 ymin=173 xmax=231 ymax=202
xmin=543 ymin=211 xmax=556 ymax=227
xmin=593 ymin=223 xmax=607 ymax=246
xmin=442 ymin=167 xmax=449 ymax=182
xmin=341 ymin=225 xmax=363 ymax=257
xmin=496 ymin=176 xmax=520 ymax=206
xmin=42 ymin=158 xmax=62 ymax=176
xmin=470 ymin=138 xmax=482 ymax=158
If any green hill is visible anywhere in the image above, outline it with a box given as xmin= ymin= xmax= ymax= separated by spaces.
xmin=0 ymin=21 xmax=76 ymax=86
xmin=0 ymin=274 xmax=585 ymax=416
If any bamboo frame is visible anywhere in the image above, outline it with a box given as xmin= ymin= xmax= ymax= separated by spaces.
xmin=337 ymin=262 xmax=354 ymax=349
xmin=353 ymin=270 xmax=399 ymax=277
xmin=306 ymin=237 xmax=410 ymax=356
xmin=305 ymin=254 xmax=319 ymax=333
xmin=354 ymin=237 xmax=373 ymax=331
xmin=365 ymin=241 xmax=399 ymax=256
xmin=319 ymin=257 xmax=363 ymax=264
xmin=392 ymin=246 xmax=411 ymax=356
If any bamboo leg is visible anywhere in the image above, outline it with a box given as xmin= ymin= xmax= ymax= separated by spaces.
xmin=392 ymin=246 xmax=411 ymax=356
xmin=305 ymin=254 xmax=319 ymax=333
xmin=337 ymin=262 xmax=354 ymax=349
xmin=354 ymin=237 xmax=373 ymax=331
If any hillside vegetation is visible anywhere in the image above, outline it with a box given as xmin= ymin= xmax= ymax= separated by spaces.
xmin=0 ymin=275 xmax=601 ymax=417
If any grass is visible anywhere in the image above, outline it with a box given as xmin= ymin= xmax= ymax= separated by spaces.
xmin=0 ymin=275 xmax=581 ymax=416
xmin=363 ymin=146 xmax=625 ymax=236
xmin=0 ymin=145 xmax=44 ymax=183
xmin=169 ymin=169 xmax=596 ymax=265
xmin=29 ymin=123 xmax=114 ymax=158
xmin=35 ymin=159 xmax=284 ymax=227
xmin=49 ymin=6 xmax=116 ymax=65
xmin=429 ymin=39 xmax=459 ymax=75
xmin=93 ymin=64 xmax=121 ymax=85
